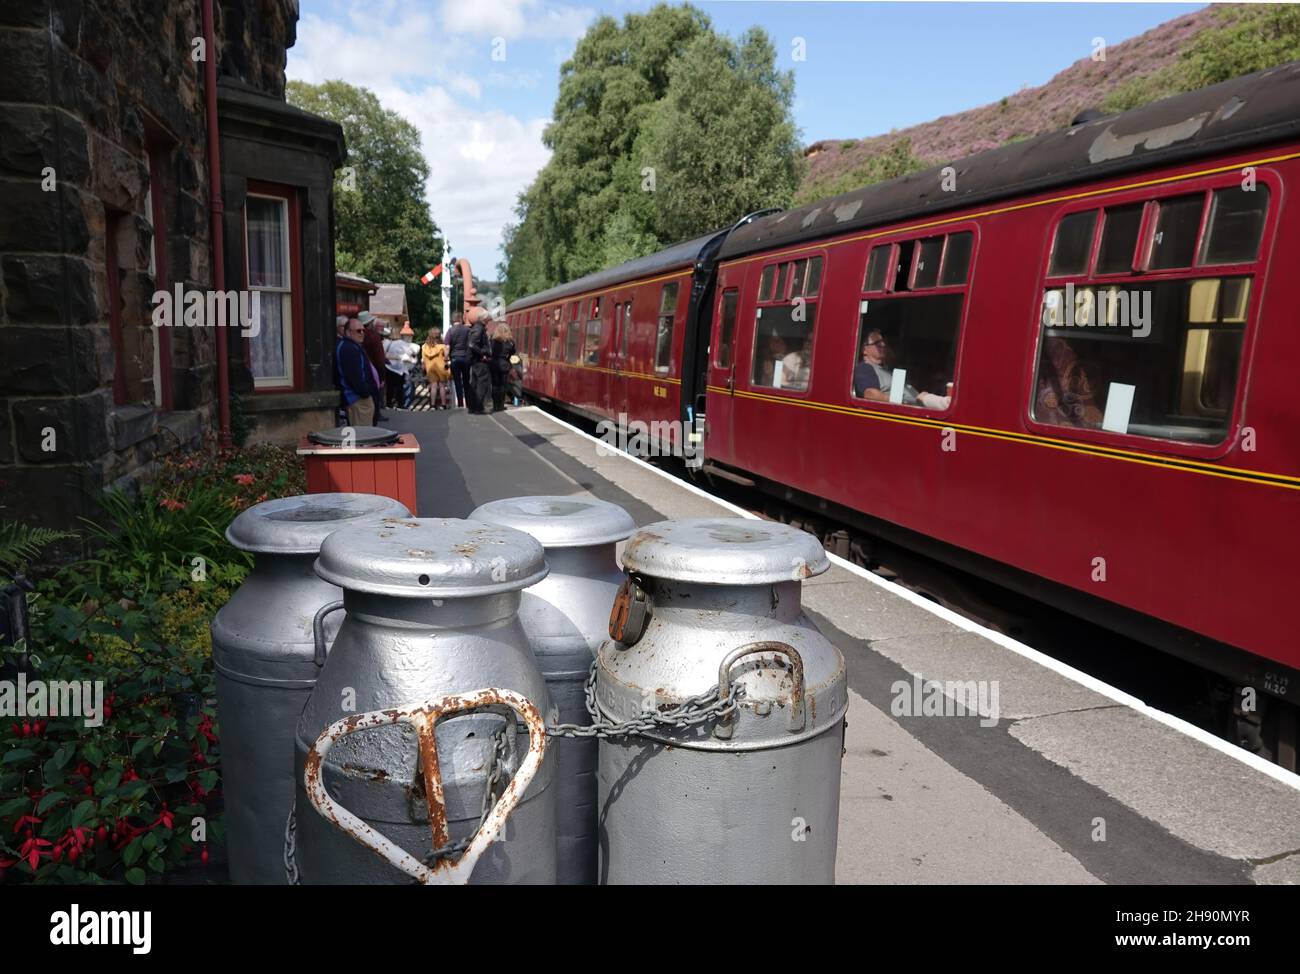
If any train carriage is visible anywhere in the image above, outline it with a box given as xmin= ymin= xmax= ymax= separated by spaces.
xmin=507 ymin=62 xmax=1300 ymax=761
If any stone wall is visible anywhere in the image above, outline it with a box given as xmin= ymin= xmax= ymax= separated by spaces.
xmin=0 ymin=0 xmax=302 ymax=537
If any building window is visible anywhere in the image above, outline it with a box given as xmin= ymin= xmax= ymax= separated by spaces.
xmin=655 ymin=282 xmax=679 ymax=372
xmin=245 ymin=191 xmax=297 ymax=389
xmin=1032 ymin=184 xmax=1270 ymax=443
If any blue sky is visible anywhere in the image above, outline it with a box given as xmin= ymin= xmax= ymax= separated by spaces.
xmin=288 ymin=1 xmax=1206 ymax=276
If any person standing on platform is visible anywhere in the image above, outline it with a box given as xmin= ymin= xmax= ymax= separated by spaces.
xmin=359 ymin=311 xmax=388 ymax=421
xmin=335 ymin=317 xmax=378 ymax=427
xmin=466 ymin=314 xmax=492 ymax=415
xmin=489 ymin=321 xmax=517 ymax=413
xmin=446 ymin=313 xmax=470 ymax=409
xmin=422 ymin=327 xmax=452 ymax=409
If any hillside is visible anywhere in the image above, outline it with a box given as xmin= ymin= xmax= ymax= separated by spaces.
xmin=797 ymin=4 xmax=1300 ymax=204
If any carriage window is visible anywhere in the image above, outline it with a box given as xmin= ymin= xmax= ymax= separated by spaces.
xmin=1095 ymin=204 xmax=1144 ymax=275
xmin=590 ymin=296 xmax=601 ymax=318
xmin=863 ymin=246 xmax=891 ymax=293
xmin=566 ymin=319 xmax=581 ymax=363
xmin=715 ymin=289 xmax=738 ymax=368
xmin=790 ymin=259 xmax=808 ymax=297
xmin=584 ymin=318 xmax=602 ymax=364
xmin=1148 ymin=194 xmax=1202 ymax=270
xmin=550 ymin=309 xmax=563 ymax=360
xmin=912 ymin=237 xmax=944 ymax=289
xmin=758 ymin=265 xmax=775 ymax=302
xmin=852 ymin=295 xmax=960 ymax=409
xmin=775 ymin=263 xmax=790 ymax=300
xmin=1034 ymin=277 xmax=1250 ymax=442
xmin=939 ymin=233 xmax=973 ymax=286
xmin=1199 ymin=186 xmax=1269 ymax=265
xmin=891 ymin=240 xmax=915 ymax=292
xmin=1049 ymin=210 xmax=1097 ymax=277
xmin=655 ymin=282 xmax=678 ymax=372
xmin=751 ymin=302 xmax=816 ymax=392
xmin=805 ymin=256 xmax=823 ymax=297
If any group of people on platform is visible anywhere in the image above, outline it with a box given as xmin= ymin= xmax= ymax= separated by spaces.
xmin=334 ymin=310 xmax=522 ymax=427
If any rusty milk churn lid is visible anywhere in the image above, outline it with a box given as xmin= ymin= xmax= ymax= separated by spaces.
xmin=469 ymin=495 xmax=635 ymax=549
xmin=306 ymin=425 xmax=400 ymax=447
xmin=226 ymin=493 xmax=412 ymax=555
xmin=315 ymin=517 xmax=548 ymax=598
xmin=619 ymin=517 xmax=829 ymax=586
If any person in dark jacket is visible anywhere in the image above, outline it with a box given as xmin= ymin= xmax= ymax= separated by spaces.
xmin=489 ymin=322 xmax=517 ymax=413
xmin=465 ymin=315 xmax=492 ymax=414
xmin=335 ymin=317 xmax=378 ymax=427
xmin=359 ymin=311 xmax=388 ymax=421
xmin=445 ymin=313 xmax=470 ymax=409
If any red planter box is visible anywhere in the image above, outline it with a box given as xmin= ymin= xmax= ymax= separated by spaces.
xmin=297 ymin=433 xmax=420 ymax=515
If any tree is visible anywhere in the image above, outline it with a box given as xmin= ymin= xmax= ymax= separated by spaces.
xmin=287 ymin=80 xmax=445 ymax=328
xmin=637 ymin=28 xmax=802 ymax=243
xmin=502 ymin=3 xmax=804 ymax=300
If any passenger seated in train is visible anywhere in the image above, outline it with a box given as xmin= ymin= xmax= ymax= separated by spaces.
xmin=757 ymin=333 xmax=810 ymax=391
xmin=853 ymin=329 xmax=950 ymax=409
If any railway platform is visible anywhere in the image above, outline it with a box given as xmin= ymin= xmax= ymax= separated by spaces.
xmin=385 ymin=405 xmax=1300 ymax=885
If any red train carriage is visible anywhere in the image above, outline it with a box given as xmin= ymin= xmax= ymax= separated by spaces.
xmin=507 ymin=63 xmax=1300 ymax=755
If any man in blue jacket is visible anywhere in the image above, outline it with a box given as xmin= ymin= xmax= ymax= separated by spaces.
xmin=335 ymin=317 xmax=378 ymax=427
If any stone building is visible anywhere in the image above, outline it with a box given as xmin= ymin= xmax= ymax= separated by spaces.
xmin=0 ymin=0 xmax=344 ymax=536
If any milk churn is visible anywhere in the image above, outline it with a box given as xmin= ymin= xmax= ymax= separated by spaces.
xmin=212 ymin=492 xmax=410 ymax=885
xmin=293 ymin=517 xmax=558 ymax=884
xmin=469 ymin=495 xmax=635 ymax=885
xmin=596 ymin=517 xmax=848 ymax=884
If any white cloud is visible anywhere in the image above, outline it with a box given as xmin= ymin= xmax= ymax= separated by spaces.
xmin=362 ymin=82 xmax=550 ymax=276
xmin=438 ymin=0 xmax=594 ymax=41
xmin=287 ymin=3 xmax=558 ymax=274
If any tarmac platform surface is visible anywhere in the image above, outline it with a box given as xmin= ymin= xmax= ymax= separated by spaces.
xmin=387 ymin=405 xmax=1300 ymax=884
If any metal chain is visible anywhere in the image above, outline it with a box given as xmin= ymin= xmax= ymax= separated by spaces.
xmin=413 ymin=720 xmax=511 ymax=876
xmin=545 ymin=661 xmax=745 ymax=740
xmin=288 ymin=666 xmax=743 ymax=882
xmin=284 ymin=807 xmax=301 ymax=885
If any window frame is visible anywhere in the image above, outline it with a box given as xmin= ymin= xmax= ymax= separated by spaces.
xmin=654 ymin=280 xmax=680 ymax=374
xmin=1025 ymin=170 xmax=1279 ymax=457
xmin=850 ymin=225 xmax=977 ymax=414
xmin=748 ymin=248 xmax=829 ymax=396
xmin=242 ymin=181 xmax=304 ymax=393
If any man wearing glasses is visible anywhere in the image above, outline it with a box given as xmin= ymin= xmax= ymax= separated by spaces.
xmin=335 ymin=317 xmax=379 ymax=426
xmin=853 ymin=329 xmax=950 ymax=409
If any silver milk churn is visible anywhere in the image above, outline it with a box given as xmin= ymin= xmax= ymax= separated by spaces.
xmin=469 ymin=495 xmax=635 ymax=885
xmin=212 ymin=492 xmax=410 ymax=885
xmin=293 ymin=517 xmax=558 ymax=884
xmin=596 ymin=517 xmax=848 ymax=884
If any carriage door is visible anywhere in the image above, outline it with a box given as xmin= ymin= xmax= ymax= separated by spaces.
xmin=610 ymin=298 xmax=630 ymax=422
xmin=704 ymin=287 xmax=740 ymax=464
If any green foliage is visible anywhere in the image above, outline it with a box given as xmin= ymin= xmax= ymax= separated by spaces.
xmin=500 ymin=3 xmax=801 ymax=301
xmin=1103 ymin=5 xmax=1300 ymax=113
xmin=79 ymin=486 xmax=231 ymax=598
xmin=0 ymin=441 xmax=305 ymax=884
xmin=287 ymin=80 xmax=445 ymax=329
xmin=0 ymin=524 xmax=74 ymax=577
xmin=636 ymin=28 xmax=802 ymax=244
xmin=0 ymin=579 xmax=221 ymax=885
xmin=794 ymin=137 xmax=928 ymax=206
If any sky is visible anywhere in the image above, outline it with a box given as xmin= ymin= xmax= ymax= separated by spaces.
xmin=287 ymin=1 xmax=1206 ymax=278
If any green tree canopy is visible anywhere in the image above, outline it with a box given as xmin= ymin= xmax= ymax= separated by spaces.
xmin=500 ymin=3 xmax=802 ymax=301
xmin=287 ymin=79 xmax=445 ymax=328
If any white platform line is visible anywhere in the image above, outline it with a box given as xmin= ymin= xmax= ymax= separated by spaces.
xmin=517 ymin=405 xmax=1300 ymax=791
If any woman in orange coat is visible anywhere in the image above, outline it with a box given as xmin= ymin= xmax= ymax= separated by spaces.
xmin=422 ymin=328 xmax=452 ymax=409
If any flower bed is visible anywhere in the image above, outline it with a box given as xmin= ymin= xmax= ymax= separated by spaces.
xmin=0 ymin=440 xmax=304 ymax=884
